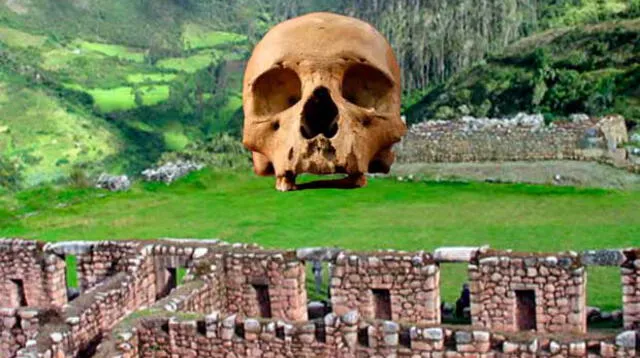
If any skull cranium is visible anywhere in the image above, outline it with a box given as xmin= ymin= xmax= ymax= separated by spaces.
xmin=242 ymin=12 xmax=406 ymax=191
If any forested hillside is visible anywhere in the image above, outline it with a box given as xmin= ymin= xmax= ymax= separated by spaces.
xmin=405 ymin=18 xmax=640 ymax=124
xmin=0 ymin=0 xmax=638 ymax=189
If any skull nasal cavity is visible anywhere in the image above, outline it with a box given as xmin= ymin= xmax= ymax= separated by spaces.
xmin=301 ymin=87 xmax=338 ymax=139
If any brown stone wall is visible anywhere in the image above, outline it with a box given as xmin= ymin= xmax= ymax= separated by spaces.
xmin=113 ymin=312 xmax=638 ymax=358
xmin=470 ymin=251 xmax=587 ymax=333
xmin=0 ymin=308 xmax=41 ymax=357
xmin=398 ymin=115 xmax=628 ymax=163
xmin=330 ymin=251 xmax=440 ymax=324
xmin=75 ymin=241 xmax=142 ymax=292
xmin=221 ymin=250 xmax=307 ymax=321
xmin=0 ymin=239 xmax=67 ymax=309
xmin=622 ymin=249 xmax=640 ymax=329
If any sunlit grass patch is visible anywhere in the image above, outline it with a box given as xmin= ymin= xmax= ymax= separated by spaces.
xmin=0 ymin=26 xmax=47 ymax=48
xmin=77 ymin=41 xmax=145 ymax=62
xmin=127 ymin=73 xmax=177 ymax=84
xmin=156 ymin=52 xmax=218 ymax=73
xmin=182 ymin=24 xmax=247 ymax=50
xmin=85 ymin=85 xmax=170 ymax=112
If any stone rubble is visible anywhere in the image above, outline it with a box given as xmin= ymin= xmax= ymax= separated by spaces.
xmin=141 ymin=160 xmax=204 ymax=184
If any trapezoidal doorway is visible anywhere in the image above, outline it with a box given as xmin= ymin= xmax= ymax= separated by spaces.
xmin=515 ymin=289 xmax=536 ymax=331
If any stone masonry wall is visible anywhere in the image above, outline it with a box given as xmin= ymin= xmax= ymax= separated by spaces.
xmin=3 ymin=239 xmax=640 ymax=358
xmin=470 ymin=250 xmax=587 ymax=333
xmin=0 ymin=239 xmax=67 ymax=309
xmin=330 ymin=251 xmax=440 ymax=324
xmin=220 ymin=250 xmax=308 ymax=321
xmin=622 ymin=249 xmax=640 ymax=329
xmin=0 ymin=308 xmax=42 ymax=358
xmin=112 ymin=311 xmax=638 ymax=358
xmin=398 ymin=115 xmax=629 ymax=163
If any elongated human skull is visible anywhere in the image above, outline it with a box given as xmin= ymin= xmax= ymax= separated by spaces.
xmin=242 ymin=12 xmax=406 ymax=191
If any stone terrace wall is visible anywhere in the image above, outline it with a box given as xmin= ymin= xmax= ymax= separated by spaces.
xmin=220 ymin=249 xmax=308 ymax=321
xmin=0 ymin=308 xmax=42 ymax=357
xmin=622 ymin=249 xmax=640 ymax=329
xmin=330 ymin=251 xmax=440 ymax=324
xmin=470 ymin=250 xmax=587 ymax=333
xmin=398 ymin=114 xmax=629 ymax=163
xmin=0 ymin=239 xmax=67 ymax=309
xmin=15 ymin=239 xmax=256 ymax=358
xmin=112 ymin=311 xmax=639 ymax=358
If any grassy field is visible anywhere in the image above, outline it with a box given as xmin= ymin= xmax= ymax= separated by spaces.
xmin=182 ymin=24 xmax=248 ymax=50
xmin=1 ymin=169 xmax=638 ymax=311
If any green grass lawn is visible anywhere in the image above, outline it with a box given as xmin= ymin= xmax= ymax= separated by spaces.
xmin=127 ymin=73 xmax=177 ymax=84
xmin=85 ymin=85 xmax=170 ymax=112
xmin=77 ymin=41 xmax=145 ymax=63
xmin=182 ymin=24 xmax=248 ymax=50
xmin=1 ymin=170 xmax=638 ymax=311
xmin=0 ymin=26 xmax=47 ymax=48
xmin=156 ymin=51 xmax=219 ymax=73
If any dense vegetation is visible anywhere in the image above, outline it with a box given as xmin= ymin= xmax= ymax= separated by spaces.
xmin=1 ymin=170 xmax=637 ymax=310
xmin=0 ymin=0 xmax=638 ymax=190
xmin=405 ymin=18 xmax=640 ymax=124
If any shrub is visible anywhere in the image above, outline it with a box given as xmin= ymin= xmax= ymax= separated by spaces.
xmin=0 ymin=157 xmax=23 ymax=191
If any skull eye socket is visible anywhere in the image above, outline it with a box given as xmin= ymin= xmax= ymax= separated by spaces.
xmin=252 ymin=68 xmax=302 ymax=116
xmin=342 ymin=64 xmax=393 ymax=112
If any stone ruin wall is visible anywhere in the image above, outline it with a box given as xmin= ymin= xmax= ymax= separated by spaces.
xmin=397 ymin=115 xmax=630 ymax=165
xmin=623 ymin=249 xmax=640 ymax=330
xmin=470 ymin=251 xmax=587 ymax=333
xmin=111 ymin=312 xmax=638 ymax=358
xmin=0 ymin=240 xmax=67 ymax=309
xmin=221 ymin=249 xmax=308 ymax=322
xmin=330 ymin=250 xmax=440 ymax=324
xmin=1 ymin=238 xmax=639 ymax=357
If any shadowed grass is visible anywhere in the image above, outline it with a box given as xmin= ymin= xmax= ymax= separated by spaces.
xmin=1 ymin=170 xmax=637 ymax=310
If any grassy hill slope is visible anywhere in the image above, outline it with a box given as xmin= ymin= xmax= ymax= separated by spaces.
xmin=405 ymin=18 xmax=640 ymax=125
xmin=0 ymin=1 xmax=250 ymax=187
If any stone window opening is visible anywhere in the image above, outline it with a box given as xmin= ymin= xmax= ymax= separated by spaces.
xmin=515 ymin=289 xmax=537 ymax=331
xmin=307 ymin=260 xmax=330 ymax=303
xmin=357 ymin=327 xmax=369 ymax=347
xmin=64 ymin=254 xmax=80 ymax=301
xmin=399 ymin=327 xmax=411 ymax=348
xmin=276 ymin=325 xmax=285 ymax=340
xmin=372 ymin=289 xmax=391 ymax=320
xmin=10 ymin=279 xmax=28 ymax=307
xmin=197 ymin=321 xmax=207 ymax=336
xmin=314 ymin=320 xmax=326 ymax=343
xmin=253 ymin=283 xmax=272 ymax=318
xmin=587 ymin=266 xmax=622 ymax=330
xmin=156 ymin=267 xmax=178 ymax=300
xmin=156 ymin=266 xmax=187 ymax=300
xmin=437 ymin=263 xmax=471 ymax=325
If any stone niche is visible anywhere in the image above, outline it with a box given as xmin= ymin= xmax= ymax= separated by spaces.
xmin=330 ymin=251 xmax=440 ymax=324
xmin=622 ymin=249 xmax=640 ymax=329
xmin=470 ymin=250 xmax=586 ymax=333
xmin=0 ymin=240 xmax=67 ymax=309
xmin=222 ymin=250 xmax=308 ymax=322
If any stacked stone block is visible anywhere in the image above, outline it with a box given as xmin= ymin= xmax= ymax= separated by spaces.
xmin=622 ymin=249 xmax=640 ymax=329
xmin=0 ymin=239 xmax=67 ymax=309
xmin=330 ymin=251 xmax=440 ymax=324
xmin=470 ymin=250 xmax=587 ymax=333
xmin=220 ymin=250 xmax=307 ymax=321
xmin=398 ymin=115 xmax=628 ymax=164
xmin=0 ymin=308 xmax=41 ymax=357
xmin=112 ymin=311 xmax=638 ymax=358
